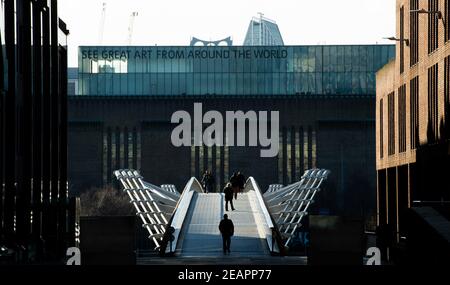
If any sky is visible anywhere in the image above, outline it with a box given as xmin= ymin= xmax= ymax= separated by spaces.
xmin=59 ymin=0 xmax=396 ymax=67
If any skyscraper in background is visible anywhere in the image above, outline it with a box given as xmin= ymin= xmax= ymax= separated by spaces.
xmin=243 ymin=13 xmax=284 ymax=46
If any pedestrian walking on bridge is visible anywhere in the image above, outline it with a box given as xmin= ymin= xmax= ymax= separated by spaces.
xmin=230 ymin=172 xmax=240 ymax=199
xmin=219 ymin=214 xmax=234 ymax=255
xmin=223 ymin=183 xmax=235 ymax=211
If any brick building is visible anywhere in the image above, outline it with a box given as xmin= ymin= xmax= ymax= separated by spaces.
xmin=376 ymin=0 xmax=450 ymax=252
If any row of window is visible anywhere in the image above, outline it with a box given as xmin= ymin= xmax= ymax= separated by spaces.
xmin=401 ymin=0 xmax=450 ymax=72
xmin=190 ymin=144 xmax=229 ymax=193
xmin=381 ymin=56 xmax=450 ymax=157
xmin=101 ymin=125 xmax=317 ymax=189
xmin=278 ymin=127 xmax=317 ymax=185
xmin=79 ymin=45 xmax=394 ymax=75
xmin=78 ymin=72 xmax=376 ymax=96
xmin=103 ymin=127 xmax=141 ymax=185
xmin=383 ymin=78 xmax=421 ymax=157
xmin=190 ymin=126 xmax=317 ymax=189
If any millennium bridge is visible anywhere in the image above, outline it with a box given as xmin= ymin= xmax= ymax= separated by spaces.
xmin=114 ymin=169 xmax=329 ymax=262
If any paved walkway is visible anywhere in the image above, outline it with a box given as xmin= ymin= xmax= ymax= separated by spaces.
xmin=178 ymin=193 xmax=269 ymax=257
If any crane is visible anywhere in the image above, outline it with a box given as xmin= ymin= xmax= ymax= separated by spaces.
xmin=127 ymin=11 xmax=138 ymax=45
xmin=98 ymin=2 xmax=107 ymax=44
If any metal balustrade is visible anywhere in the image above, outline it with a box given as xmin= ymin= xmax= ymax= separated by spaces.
xmin=164 ymin=177 xmax=204 ymax=254
xmin=264 ymin=169 xmax=330 ymax=247
xmin=244 ymin=177 xmax=283 ymax=254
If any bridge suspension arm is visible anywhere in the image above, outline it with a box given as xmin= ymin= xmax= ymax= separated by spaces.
xmin=114 ymin=169 xmax=179 ymax=250
xmin=264 ymin=169 xmax=330 ymax=248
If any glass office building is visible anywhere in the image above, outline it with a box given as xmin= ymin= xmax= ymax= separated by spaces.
xmin=243 ymin=16 xmax=285 ymax=46
xmin=77 ymin=45 xmax=395 ymax=97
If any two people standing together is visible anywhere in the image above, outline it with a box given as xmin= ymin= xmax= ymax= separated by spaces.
xmin=201 ymin=170 xmax=215 ymax=194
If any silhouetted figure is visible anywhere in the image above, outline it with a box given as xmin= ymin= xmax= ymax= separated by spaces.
xmin=223 ymin=183 xmax=235 ymax=211
xmin=219 ymin=214 xmax=234 ymax=254
xmin=230 ymin=172 xmax=240 ymax=199
xmin=237 ymin=171 xmax=246 ymax=194
xmin=201 ymin=170 xmax=215 ymax=193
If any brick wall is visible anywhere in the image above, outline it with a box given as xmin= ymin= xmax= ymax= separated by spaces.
xmin=377 ymin=0 xmax=450 ymax=170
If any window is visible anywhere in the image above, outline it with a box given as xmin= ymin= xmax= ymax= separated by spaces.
xmin=90 ymin=59 xmax=128 ymax=74
xmin=428 ymin=63 xmax=439 ymax=142
xmin=277 ymin=126 xmax=315 ymax=184
xmin=295 ymin=127 xmax=302 ymax=179
xmin=279 ymin=128 xmax=286 ymax=183
xmin=398 ymin=84 xmax=407 ymax=153
xmin=400 ymin=6 xmax=405 ymax=73
xmin=380 ymin=99 xmax=384 ymax=158
xmin=303 ymin=128 xmax=309 ymax=170
xmin=445 ymin=56 xmax=450 ymax=127
xmin=103 ymin=127 xmax=140 ymax=185
xmin=311 ymin=129 xmax=317 ymax=169
xmin=428 ymin=0 xmax=439 ymax=54
xmin=410 ymin=0 xmax=419 ymax=66
xmin=445 ymin=0 xmax=450 ymax=42
xmin=410 ymin=77 xmax=419 ymax=149
xmin=388 ymin=92 xmax=395 ymax=155
xmin=190 ymin=140 xmax=229 ymax=193
xmin=287 ymin=129 xmax=292 ymax=183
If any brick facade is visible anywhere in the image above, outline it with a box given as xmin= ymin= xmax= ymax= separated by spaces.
xmin=376 ymin=0 xmax=450 ymax=236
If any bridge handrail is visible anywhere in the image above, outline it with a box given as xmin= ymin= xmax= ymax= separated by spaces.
xmin=246 ymin=176 xmax=285 ymax=254
xmin=161 ymin=177 xmax=203 ymax=255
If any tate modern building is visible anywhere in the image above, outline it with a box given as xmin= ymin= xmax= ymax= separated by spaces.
xmin=68 ymin=44 xmax=394 ymax=219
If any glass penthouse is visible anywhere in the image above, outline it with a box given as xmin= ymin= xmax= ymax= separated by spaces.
xmin=77 ymin=45 xmax=395 ymax=97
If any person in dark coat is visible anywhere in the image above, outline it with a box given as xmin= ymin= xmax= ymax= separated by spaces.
xmin=237 ymin=172 xmax=246 ymax=194
xmin=219 ymin=214 xmax=234 ymax=254
xmin=201 ymin=170 xmax=215 ymax=193
xmin=229 ymin=172 xmax=240 ymax=199
xmin=223 ymin=183 xmax=235 ymax=211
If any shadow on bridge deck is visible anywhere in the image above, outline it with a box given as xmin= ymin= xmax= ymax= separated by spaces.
xmin=177 ymin=193 xmax=269 ymax=257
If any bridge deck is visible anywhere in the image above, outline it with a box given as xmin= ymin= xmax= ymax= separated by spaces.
xmin=178 ymin=193 xmax=269 ymax=257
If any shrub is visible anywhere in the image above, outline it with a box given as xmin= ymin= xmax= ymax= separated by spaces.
xmin=80 ymin=186 xmax=134 ymax=216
